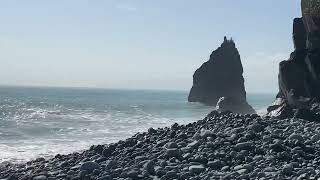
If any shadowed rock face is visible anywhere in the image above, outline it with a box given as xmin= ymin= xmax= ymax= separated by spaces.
xmin=267 ymin=14 xmax=320 ymax=121
xmin=188 ymin=37 xmax=255 ymax=114
xmin=293 ymin=18 xmax=307 ymax=50
xmin=301 ymin=0 xmax=320 ymax=18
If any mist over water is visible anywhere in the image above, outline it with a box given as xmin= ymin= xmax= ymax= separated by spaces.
xmin=0 ymin=86 xmax=274 ymax=163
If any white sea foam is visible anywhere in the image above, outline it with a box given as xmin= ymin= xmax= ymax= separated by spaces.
xmin=0 ymin=87 xmax=274 ymax=163
xmin=257 ymin=107 xmax=268 ymax=115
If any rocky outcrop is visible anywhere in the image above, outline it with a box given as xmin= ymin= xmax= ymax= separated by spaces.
xmin=188 ymin=37 xmax=255 ymax=114
xmin=267 ymin=4 xmax=320 ymax=121
xmin=215 ymin=97 xmax=255 ymax=115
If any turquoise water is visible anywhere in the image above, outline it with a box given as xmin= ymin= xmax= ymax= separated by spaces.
xmin=0 ymin=86 xmax=275 ymax=163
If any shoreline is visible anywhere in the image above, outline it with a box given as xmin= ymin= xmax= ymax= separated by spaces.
xmin=2 ymin=111 xmax=320 ymax=179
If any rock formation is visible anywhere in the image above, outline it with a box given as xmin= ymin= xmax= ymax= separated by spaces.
xmin=267 ymin=0 xmax=320 ymax=121
xmin=188 ymin=37 xmax=255 ymax=114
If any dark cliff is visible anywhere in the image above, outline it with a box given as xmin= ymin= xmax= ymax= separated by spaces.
xmin=267 ymin=15 xmax=320 ymax=121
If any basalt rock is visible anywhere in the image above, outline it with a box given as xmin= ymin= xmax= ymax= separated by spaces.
xmin=216 ymin=97 xmax=255 ymax=114
xmin=188 ymin=37 xmax=255 ymax=114
xmin=267 ymin=10 xmax=320 ymax=120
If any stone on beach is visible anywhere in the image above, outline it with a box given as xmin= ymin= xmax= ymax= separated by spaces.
xmin=80 ymin=161 xmax=100 ymax=173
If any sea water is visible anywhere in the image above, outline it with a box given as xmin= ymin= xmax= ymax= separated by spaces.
xmin=0 ymin=86 xmax=275 ymax=163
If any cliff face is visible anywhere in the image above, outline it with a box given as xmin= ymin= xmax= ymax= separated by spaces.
xmin=188 ymin=37 xmax=255 ymax=114
xmin=267 ymin=15 xmax=320 ymax=121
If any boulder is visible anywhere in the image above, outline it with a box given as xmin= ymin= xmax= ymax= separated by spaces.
xmin=216 ymin=97 xmax=255 ymax=114
xmin=267 ymin=98 xmax=294 ymax=119
xmin=80 ymin=161 xmax=100 ymax=173
xmin=188 ymin=37 xmax=255 ymax=114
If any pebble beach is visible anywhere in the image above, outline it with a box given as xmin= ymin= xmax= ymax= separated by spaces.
xmin=2 ymin=111 xmax=320 ymax=180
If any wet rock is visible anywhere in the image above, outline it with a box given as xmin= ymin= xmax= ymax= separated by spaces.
xmin=97 ymin=176 xmax=112 ymax=180
xmin=156 ymin=168 xmax=167 ymax=177
xmin=235 ymin=142 xmax=254 ymax=151
xmin=311 ymin=134 xmax=320 ymax=142
xmin=165 ymin=148 xmax=181 ymax=158
xmin=126 ymin=170 xmax=139 ymax=179
xmin=237 ymin=169 xmax=248 ymax=175
xmin=105 ymin=160 xmax=117 ymax=170
xmin=282 ymin=164 xmax=294 ymax=176
xmin=288 ymin=133 xmax=304 ymax=141
xmin=189 ymin=165 xmax=205 ymax=174
xmin=162 ymin=171 xmax=177 ymax=179
xmin=80 ymin=161 xmax=100 ymax=173
xmin=166 ymin=142 xmax=178 ymax=149
xmin=216 ymin=97 xmax=256 ymax=114
xmin=187 ymin=140 xmax=200 ymax=149
xmin=270 ymin=141 xmax=286 ymax=152
xmin=248 ymin=122 xmax=264 ymax=132
xmin=143 ymin=160 xmax=155 ymax=175
xmin=233 ymin=164 xmax=254 ymax=172
xmin=200 ymin=129 xmax=216 ymax=139
xmin=182 ymin=153 xmax=192 ymax=160
xmin=33 ymin=175 xmax=47 ymax=180
xmin=207 ymin=160 xmax=222 ymax=170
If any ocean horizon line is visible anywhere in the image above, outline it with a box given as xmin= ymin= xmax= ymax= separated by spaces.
xmin=0 ymin=84 xmax=277 ymax=95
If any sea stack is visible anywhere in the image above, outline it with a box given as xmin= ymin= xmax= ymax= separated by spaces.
xmin=188 ymin=37 xmax=255 ymax=114
xmin=267 ymin=0 xmax=320 ymax=121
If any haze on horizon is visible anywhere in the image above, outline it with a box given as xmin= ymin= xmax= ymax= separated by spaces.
xmin=0 ymin=0 xmax=302 ymax=93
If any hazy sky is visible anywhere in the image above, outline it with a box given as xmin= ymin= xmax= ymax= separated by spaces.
xmin=0 ymin=0 xmax=302 ymax=93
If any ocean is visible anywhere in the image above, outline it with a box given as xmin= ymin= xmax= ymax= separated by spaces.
xmin=0 ymin=86 xmax=275 ymax=163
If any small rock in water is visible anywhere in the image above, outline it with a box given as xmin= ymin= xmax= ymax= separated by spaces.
xmin=35 ymin=157 xmax=46 ymax=162
xmin=148 ymin=127 xmax=157 ymax=134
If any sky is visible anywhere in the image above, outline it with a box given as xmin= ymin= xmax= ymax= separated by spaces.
xmin=0 ymin=0 xmax=302 ymax=93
